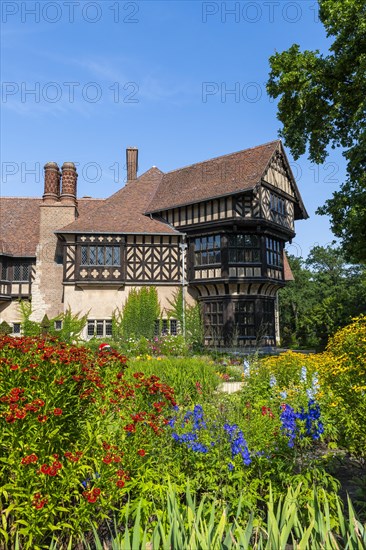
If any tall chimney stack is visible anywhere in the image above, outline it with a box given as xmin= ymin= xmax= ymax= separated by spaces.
xmin=126 ymin=147 xmax=138 ymax=182
xmin=43 ymin=162 xmax=60 ymax=202
xmin=60 ymin=162 xmax=78 ymax=204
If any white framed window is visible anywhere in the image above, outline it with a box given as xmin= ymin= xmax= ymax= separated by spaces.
xmin=12 ymin=323 xmax=21 ymax=335
xmin=154 ymin=319 xmax=179 ymax=336
xmin=87 ymin=319 xmax=113 ymax=338
xmin=54 ymin=320 xmax=63 ymax=331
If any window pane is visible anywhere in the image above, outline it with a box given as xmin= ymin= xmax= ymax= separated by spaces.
xmin=81 ymin=246 xmax=88 ymax=265
xmin=105 ymin=247 xmax=113 ymax=266
xmin=113 ymin=246 xmax=120 ymax=266
xmin=170 ymin=319 xmax=177 ymax=335
xmin=87 ymin=321 xmax=95 ymax=336
xmin=97 ymin=248 xmax=104 ymax=266
xmin=13 ymin=265 xmax=21 ymax=281
xmin=23 ymin=265 xmax=29 ymax=280
xmin=13 ymin=323 xmax=21 ymax=334
xmin=89 ymin=247 xmax=96 ymax=265
xmin=105 ymin=321 xmax=112 ymax=336
xmin=96 ymin=321 xmax=104 ymax=336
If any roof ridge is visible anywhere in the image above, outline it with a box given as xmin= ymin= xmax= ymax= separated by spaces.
xmin=164 ymin=140 xmax=280 ymax=175
xmin=0 ymin=196 xmax=42 ymax=200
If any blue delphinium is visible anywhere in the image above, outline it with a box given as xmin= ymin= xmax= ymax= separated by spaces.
xmin=224 ymin=423 xmax=251 ymax=466
xmin=298 ymin=400 xmax=324 ymax=440
xmin=171 ymin=405 xmax=210 ymax=453
xmin=280 ymin=404 xmax=298 ymax=448
xmin=281 ymin=400 xmax=324 ymax=447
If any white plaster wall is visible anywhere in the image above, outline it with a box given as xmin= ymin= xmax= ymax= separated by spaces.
xmin=63 ymin=284 xmax=197 ymax=319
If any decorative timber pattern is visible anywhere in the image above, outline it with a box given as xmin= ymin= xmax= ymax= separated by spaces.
xmin=64 ymin=244 xmax=76 ymax=282
xmin=233 ymin=192 xmax=260 ymax=219
xmin=262 ymin=151 xmax=295 ymax=197
xmin=126 ymin=235 xmax=181 ymax=282
xmin=160 ymin=196 xmax=234 ymax=228
xmin=261 ymin=188 xmax=294 ymax=231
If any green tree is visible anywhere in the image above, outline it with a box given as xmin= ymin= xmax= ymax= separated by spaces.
xmin=279 ymin=246 xmax=366 ymax=348
xmin=267 ymin=0 xmax=366 ymax=262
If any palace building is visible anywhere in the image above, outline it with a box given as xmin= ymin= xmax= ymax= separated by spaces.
xmin=0 ymin=140 xmax=307 ymax=346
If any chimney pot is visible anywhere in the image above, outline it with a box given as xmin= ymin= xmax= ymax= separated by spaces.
xmin=126 ymin=147 xmax=138 ymax=182
xmin=43 ymin=162 xmax=60 ymax=202
xmin=60 ymin=162 xmax=78 ymax=204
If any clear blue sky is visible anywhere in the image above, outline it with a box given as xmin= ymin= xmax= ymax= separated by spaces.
xmin=1 ymin=0 xmax=346 ymax=259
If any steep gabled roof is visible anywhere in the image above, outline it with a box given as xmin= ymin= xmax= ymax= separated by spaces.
xmin=146 ymin=140 xmax=308 ymax=220
xmin=146 ymin=140 xmax=280 ymax=213
xmin=59 ymin=167 xmax=181 ymax=235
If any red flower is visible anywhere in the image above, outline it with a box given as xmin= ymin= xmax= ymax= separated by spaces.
xmin=32 ymin=493 xmax=48 ymax=509
xmin=137 ymin=449 xmax=146 ymax=457
xmin=40 ymin=464 xmax=50 ymax=475
xmin=48 ymin=466 xmax=58 ymax=476
xmin=116 ymin=480 xmax=125 ymax=488
xmin=102 ymin=455 xmax=113 ymax=464
xmin=195 ymin=382 xmax=202 ymax=394
xmin=53 ymin=408 xmax=63 ymax=416
xmin=124 ymin=424 xmax=136 ymax=433
xmin=37 ymin=415 xmax=48 ymax=423
xmin=15 ymin=409 xmax=26 ymax=419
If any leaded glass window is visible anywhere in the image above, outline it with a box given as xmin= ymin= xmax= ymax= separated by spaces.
xmin=270 ymin=193 xmax=286 ymax=216
xmin=194 ymin=235 xmax=221 ymax=266
xmin=81 ymin=246 xmax=121 ymax=266
xmin=234 ymin=301 xmax=255 ymax=337
xmin=13 ymin=264 xmax=29 ymax=282
xmin=203 ymin=301 xmax=223 ymax=339
xmin=266 ymin=238 xmax=283 ymax=267
xmin=228 ymin=234 xmax=260 ymax=264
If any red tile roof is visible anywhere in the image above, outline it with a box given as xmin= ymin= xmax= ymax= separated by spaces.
xmin=0 ymin=198 xmax=41 ymax=257
xmin=59 ymin=167 xmax=180 ymax=235
xmin=146 ymin=140 xmax=280 ymax=213
xmin=283 ymin=252 xmax=295 ymax=281
xmin=0 ymin=197 xmax=103 ymax=257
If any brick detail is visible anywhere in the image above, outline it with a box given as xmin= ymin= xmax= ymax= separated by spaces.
xmin=126 ymin=147 xmax=138 ymax=181
xmin=61 ymin=162 xmax=77 ymax=204
xmin=43 ymin=162 xmax=60 ymax=202
xmin=30 ymin=204 xmax=77 ymax=321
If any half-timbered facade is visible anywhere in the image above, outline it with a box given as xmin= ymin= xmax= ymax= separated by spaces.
xmin=0 ymin=140 xmax=307 ymax=346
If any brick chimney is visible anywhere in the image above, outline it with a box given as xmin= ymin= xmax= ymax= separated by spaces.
xmin=126 ymin=147 xmax=138 ymax=182
xmin=43 ymin=162 xmax=60 ymax=202
xmin=60 ymin=162 xmax=77 ymax=204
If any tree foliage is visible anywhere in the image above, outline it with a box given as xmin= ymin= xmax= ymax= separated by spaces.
xmin=279 ymin=245 xmax=366 ymax=348
xmin=267 ymin=0 xmax=366 ymax=262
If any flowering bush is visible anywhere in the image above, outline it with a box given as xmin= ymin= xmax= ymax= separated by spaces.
xmin=259 ymin=316 xmax=366 ymax=458
xmin=0 ymin=336 xmax=177 ymax=547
